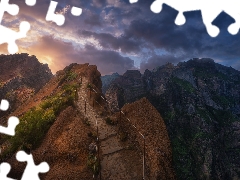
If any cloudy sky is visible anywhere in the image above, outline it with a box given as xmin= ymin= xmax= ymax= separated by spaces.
xmin=1 ymin=0 xmax=240 ymax=75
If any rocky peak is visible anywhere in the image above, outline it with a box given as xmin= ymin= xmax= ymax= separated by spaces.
xmin=122 ymin=70 xmax=142 ymax=79
xmin=0 ymin=53 xmax=53 ymax=112
xmin=178 ymin=58 xmax=215 ymax=70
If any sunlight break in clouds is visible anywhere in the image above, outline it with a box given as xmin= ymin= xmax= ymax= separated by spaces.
xmin=1 ymin=0 xmax=240 ymax=75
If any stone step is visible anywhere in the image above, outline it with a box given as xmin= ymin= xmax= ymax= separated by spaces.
xmin=101 ymin=135 xmax=123 ymax=155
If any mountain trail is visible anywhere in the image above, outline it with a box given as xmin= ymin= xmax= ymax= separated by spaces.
xmin=76 ymin=77 xmax=143 ymax=180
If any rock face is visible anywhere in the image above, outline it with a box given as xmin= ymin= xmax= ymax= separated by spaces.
xmin=0 ymin=53 xmax=53 ymax=112
xmin=101 ymin=72 xmax=120 ymax=94
xmin=105 ymin=70 xmax=147 ymax=111
xmin=103 ymin=58 xmax=240 ymax=180
xmin=120 ymin=97 xmax=176 ymax=179
xmin=1 ymin=63 xmax=102 ymax=180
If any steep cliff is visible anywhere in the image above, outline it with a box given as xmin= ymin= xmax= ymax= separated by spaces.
xmin=0 ymin=53 xmax=53 ymax=113
xmin=103 ymin=58 xmax=240 ymax=180
xmin=120 ymin=97 xmax=176 ymax=179
xmin=0 ymin=63 xmax=102 ymax=179
xmin=101 ymin=72 xmax=120 ymax=94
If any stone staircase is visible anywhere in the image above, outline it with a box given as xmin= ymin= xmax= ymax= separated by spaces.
xmin=76 ymin=77 xmax=143 ymax=180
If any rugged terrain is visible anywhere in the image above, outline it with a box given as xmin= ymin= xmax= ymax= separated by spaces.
xmin=0 ymin=53 xmax=53 ymax=114
xmin=0 ymin=59 xmax=175 ymax=179
xmin=103 ymin=58 xmax=240 ymax=180
xmin=120 ymin=97 xmax=176 ymax=179
xmin=0 ymin=63 xmax=101 ymax=179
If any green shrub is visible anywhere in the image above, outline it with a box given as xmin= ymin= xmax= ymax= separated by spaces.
xmin=3 ymin=108 xmax=56 ymax=157
xmin=1 ymin=82 xmax=78 ymax=159
xmin=40 ymin=84 xmax=77 ymax=116
xmin=58 ymin=70 xmax=78 ymax=86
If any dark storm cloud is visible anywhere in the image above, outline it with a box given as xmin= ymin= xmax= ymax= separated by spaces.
xmin=75 ymin=45 xmax=135 ymax=75
xmin=84 ymin=13 xmax=102 ymax=26
xmin=122 ymin=5 xmax=240 ymax=70
xmin=124 ymin=7 xmax=206 ymax=54
xmin=79 ymin=30 xmax=141 ymax=53
xmin=3 ymin=0 xmax=240 ymax=73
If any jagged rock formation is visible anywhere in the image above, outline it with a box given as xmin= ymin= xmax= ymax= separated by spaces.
xmin=120 ymin=97 xmax=176 ymax=179
xmin=101 ymin=72 xmax=120 ymax=94
xmin=102 ymin=58 xmax=240 ymax=180
xmin=0 ymin=53 xmax=53 ymax=113
xmin=105 ymin=70 xmax=147 ymax=111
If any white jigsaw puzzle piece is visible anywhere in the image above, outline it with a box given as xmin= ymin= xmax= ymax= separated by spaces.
xmin=25 ymin=0 xmax=37 ymax=6
xmin=0 ymin=0 xmax=31 ymax=54
xmin=0 ymin=116 xmax=19 ymax=136
xmin=46 ymin=0 xmax=65 ymax=26
xmin=131 ymin=0 xmax=240 ymax=37
xmin=0 ymin=99 xmax=19 ymax=136
xmin=71 ymin=6 xmax=82 ymax=16
xmin=149 ymin=0 xmax=222 ymax=37
xmin=16 ymin=151 xmax=50 ymax=180
xmin=0 ymin=163 xmax=16 ymax=180
xmin=0 ymin=0 xmax=19 ymax=23
xmin=0 ymin=21 xmax=30 ymax=54
xmin=0 ymin=99 xmax=9 ymax=111
xmin=129 ymin=0 xmax=138 ymax=3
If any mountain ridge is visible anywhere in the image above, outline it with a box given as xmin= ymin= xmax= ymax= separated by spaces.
xmin=0 ymin=58 xmax=175 ymax=179
xmin=102 ymin=58 xmax=240 ymax=180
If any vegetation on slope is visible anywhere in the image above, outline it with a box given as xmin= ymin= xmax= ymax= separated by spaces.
xmin=1 ymin=71 xmax=79 ymax=159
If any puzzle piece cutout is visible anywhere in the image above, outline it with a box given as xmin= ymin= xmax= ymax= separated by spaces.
xmin=0 ymin=99 xmax=19 ymax=136
xmin=46 ymin=0 xmax=82 ymax=26
xmin=0 ymin=99 xmax=9 ymax=111
xmin=0 ymin=0 xmax=82 ymax=53
xmin=0 ymin=21 xmax=30 ymax=54
xmin=16 ymin=151 xmax=50 ymax=180
xmin=0 ymin=0 xmax=33 ymax=54
xmin=25 ymin=0 xmax=37 ymax=6
xmin=0 ymin=116 xmax=19 ymax=136
xmin=46 ymin=1 xmax=65 ymax=26
xmin=0 ymin=0 xmax=19 ymax=21
xmin=0 ymin=151 xmax=49 ymax=180
xmin=130 ymin=0 xmax=240 ymax=37
xmin=0 ymin=163 xmax=15 ymax=180
xmin=71 ymin=6 xmax=82 ymax=16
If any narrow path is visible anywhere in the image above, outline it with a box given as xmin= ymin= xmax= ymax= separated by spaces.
xmin=76 ymin=78 xmax=143 ymax=180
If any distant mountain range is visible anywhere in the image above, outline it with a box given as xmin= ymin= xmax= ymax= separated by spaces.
xmin=102 ymin=58 xmax=240 ymax=179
